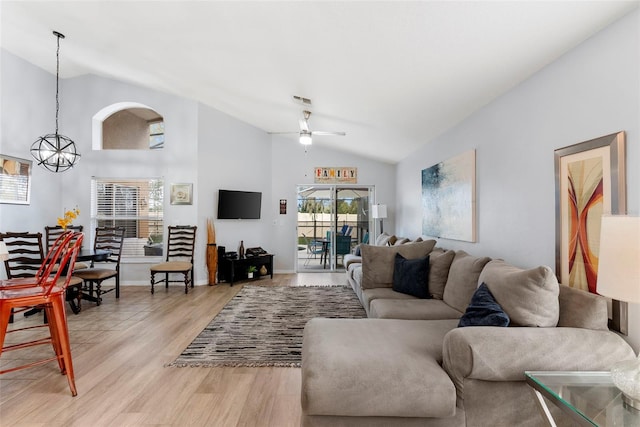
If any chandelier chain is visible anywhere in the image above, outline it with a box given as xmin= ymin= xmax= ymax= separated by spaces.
xmin=55 ymin=32 xmax=61 ymax=134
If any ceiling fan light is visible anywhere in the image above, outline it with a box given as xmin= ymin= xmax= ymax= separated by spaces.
xmin=300 ymin=132 xmax=312 ymax=145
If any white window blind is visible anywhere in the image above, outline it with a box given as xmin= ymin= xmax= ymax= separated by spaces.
xmin=91 ymin=178 xmax=164 ymax=258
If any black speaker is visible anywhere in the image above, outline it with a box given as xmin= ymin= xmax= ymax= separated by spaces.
xmin=218 ymin=246 xmax=226 ymax=259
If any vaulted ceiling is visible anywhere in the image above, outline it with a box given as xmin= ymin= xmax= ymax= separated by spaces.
xmin=1 ymin=1 xmax=637 ymax=163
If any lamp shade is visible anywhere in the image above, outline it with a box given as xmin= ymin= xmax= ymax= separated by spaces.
xmin=371 ymin=204 xmax=387 ymax=219
xmin=596 ymin=215 xmax=640 ymax=303
xmin=0 ymin=241 xmax=8 ymax=261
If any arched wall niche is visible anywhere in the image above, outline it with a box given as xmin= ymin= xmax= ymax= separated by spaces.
xmin=92 ymin=102 xmax=164 ymax=150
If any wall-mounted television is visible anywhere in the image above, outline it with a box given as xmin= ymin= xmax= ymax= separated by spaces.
xmin=217 ymin=189 xmax=262 ymax=220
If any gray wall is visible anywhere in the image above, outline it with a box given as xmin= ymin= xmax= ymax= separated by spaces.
xmin=396 ymin=10 xmax=640 ymax=349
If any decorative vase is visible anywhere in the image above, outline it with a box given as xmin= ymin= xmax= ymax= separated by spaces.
xmin=206 ymin=219 xmax=217 ymax=285
xmin=259 ymin=265 xmax=267 ymax=276
xmin=206 ymin=243 xmax=217 ymax=285
xmin=247 ymin=272 xmax=254 ymax=279
xmin=239 ymin=240 xmax=245 ymax=259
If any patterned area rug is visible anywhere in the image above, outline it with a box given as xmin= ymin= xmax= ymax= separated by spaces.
xmin=168 ymin=285 xmax=366 ymax=368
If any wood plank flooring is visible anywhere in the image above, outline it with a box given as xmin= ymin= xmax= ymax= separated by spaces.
xmin=0 ymin=272 xmax=345 ymax=426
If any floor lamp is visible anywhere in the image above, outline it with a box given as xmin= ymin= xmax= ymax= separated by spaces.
xmin=596 ymin=215 xmax=640 ymax=410
xmin=371 ymin=204 xmax=387 ymax=235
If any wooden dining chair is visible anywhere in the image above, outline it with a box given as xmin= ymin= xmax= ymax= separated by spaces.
xmin=1 ymin=232 xmax=45 ymax=321
xmin=1 ymin=232 xmax=44 ymax=280
xmin=1 ymin=231 xmax=84 ymax=315
xmin=72 ymin=227 xmax=125 ymax=306
xmin=150 ymin=225 xmax=197 ymax=294
xmin=0 ymin=231 xmax=83 ymax=396
xmin=44 ymin=225 xmax=83 ymax=252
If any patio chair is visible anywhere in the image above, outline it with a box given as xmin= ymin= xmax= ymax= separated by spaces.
xmin=303 ymin=233 xmax=324 ymax=267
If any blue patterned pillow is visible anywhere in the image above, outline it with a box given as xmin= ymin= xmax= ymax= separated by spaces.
xmin=458 ymin=282 xmax=510 ymax=327
xmin=392 ymin=253 xmax=430 ymax=299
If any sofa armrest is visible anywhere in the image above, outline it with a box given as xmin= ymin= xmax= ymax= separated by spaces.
xmin=442 ymin=327 xmax=635 ymax=393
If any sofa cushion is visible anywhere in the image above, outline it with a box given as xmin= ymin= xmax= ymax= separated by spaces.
xmin=429 ymin=249 xmax=456 ymax=300
xmin=478 ymin=260 xmax=560 ymax=327
xmin=458 ymin=283 xmax=510 ymax=327
xmin=302 ymin=318 xmax=459 ymax=418
xmin=557 ymin=284 xmax=608 ymax=330
xmin=343 ymin=253 xmax=362 ymax=269
xmin=361 ymin=287 xmax=415 ymax=315
xmin=442 ymin=251 xmax=491 ymax=313
xmin=392 ymin=254 xmax=430 ymax=299
xmin=370 ymin=298 xmax=463 ymax=320
xmin=374 ymin=232 xmax=391 ymax=246
xmin=361 ymin=239 xmax=437 ymax=290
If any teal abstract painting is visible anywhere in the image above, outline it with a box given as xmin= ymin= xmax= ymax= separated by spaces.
xmin=422 ymin=150 xmax=476 ymax=242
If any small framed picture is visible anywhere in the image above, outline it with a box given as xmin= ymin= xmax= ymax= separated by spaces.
xmin=170 ymin=183 xmax=193 ymax=205
xmin=0 ymin=154 xmax=32 ymax=205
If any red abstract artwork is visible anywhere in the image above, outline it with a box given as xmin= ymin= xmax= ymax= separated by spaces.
xmin=567 ymin=157 xmax=603 ymax=293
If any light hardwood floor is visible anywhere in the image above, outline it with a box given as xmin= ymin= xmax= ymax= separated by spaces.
xmin=0 ymin=272 xmax=345 ymax=426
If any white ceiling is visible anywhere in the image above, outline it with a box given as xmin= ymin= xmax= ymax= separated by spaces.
xmin=1 ymin=1 xmax=638 ymax=164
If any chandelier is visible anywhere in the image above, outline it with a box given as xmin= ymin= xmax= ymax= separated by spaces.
xmin=31 ymin=31 xmax=80 ymax=172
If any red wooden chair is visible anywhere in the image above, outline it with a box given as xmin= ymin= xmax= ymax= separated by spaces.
xmin=0 ymin=231 xmax=83 ymax=396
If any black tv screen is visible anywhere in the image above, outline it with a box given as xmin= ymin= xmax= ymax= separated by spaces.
xmin=217 ymin=190 xmax=262 ymax=219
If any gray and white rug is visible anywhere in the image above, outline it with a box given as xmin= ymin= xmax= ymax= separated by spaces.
xmin=168 ymin=285 xmax=366 ymax=368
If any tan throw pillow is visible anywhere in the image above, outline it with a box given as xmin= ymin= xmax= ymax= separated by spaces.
xmin=442 ymin=251 xmax=491 ymax=313
xmin=393 ymin=237 xmax=410 ymax=246
xmin=429 ymin=249 xmax=456 ymax=300
xmin=361 ymin=240 xmax=437 ymax=289
xmin=479 ymin=260 xmax=560 ymax=327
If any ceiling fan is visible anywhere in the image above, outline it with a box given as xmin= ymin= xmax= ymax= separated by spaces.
xmin=270 ymin=110 xmax=346 ymax=146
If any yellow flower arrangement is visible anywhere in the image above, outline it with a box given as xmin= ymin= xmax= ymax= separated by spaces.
xmin=57 ymin=207 xmax=80 ymax=230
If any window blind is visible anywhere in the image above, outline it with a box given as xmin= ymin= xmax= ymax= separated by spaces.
xmin=91 ymin=178 xmax=164 ymax=258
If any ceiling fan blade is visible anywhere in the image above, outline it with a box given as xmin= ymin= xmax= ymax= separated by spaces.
xmin=268 ymin=131 xmax=299 ymax=135
xmin=310 ymin=131 xmax=346 ymax=136
xmin=299 ymin=119 xmax=309 ymax=132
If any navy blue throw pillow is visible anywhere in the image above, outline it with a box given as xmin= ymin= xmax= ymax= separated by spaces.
xmin=458 ymin=283 xmax=510 ymax=327
xmin=392 ymin=254 xmax=430 ymax=299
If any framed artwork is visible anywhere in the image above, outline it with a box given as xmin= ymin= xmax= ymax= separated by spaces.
xmin=0 ymin=154 xmax=32 ymax=205
xmin=170 ymin=183 xmax=193 ymax=205
xmin=421 ymin=149 xmax=476 ymax=242
xmin=554 ymin=131 xmax=626 ymax=333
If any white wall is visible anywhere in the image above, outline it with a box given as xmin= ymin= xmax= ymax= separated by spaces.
xmin=396 ymin=10 xmax=640 ymax=349
xmin=60 ymin=74 xmax=200 ymax=284
xmin=1 ymin=49 xmax=398 ymax=283
xmin=0 ymin=51 xmax=62 ymax=240
xmin=270 ymin=136 xmax=396 ymax=272
xmin=196 ymin=103 xmax=273 ymax=281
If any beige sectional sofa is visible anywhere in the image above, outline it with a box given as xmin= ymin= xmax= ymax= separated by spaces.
xmin=301 ymin=239 xmax=636 ymax=426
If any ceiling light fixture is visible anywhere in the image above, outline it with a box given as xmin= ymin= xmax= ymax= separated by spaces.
xmin=31 ymin=31 xmax=80 ymax=172
xmin=299 ymin=130 xmax=313 ymax=146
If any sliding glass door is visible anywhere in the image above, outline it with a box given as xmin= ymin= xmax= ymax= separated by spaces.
xmin=296 ymin=185 xmax=374 ymax=272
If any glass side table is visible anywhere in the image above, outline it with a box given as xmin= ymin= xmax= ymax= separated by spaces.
xmin=525 ymin=371 xmax=640 ymax=426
